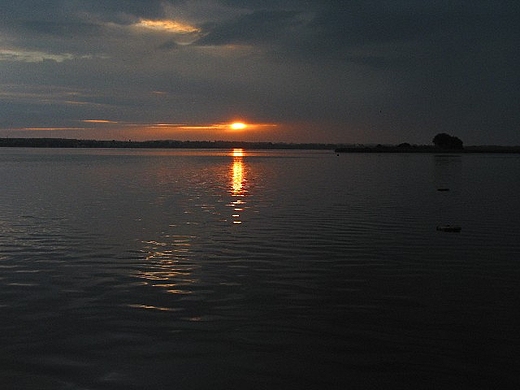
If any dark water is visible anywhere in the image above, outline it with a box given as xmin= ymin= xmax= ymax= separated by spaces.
xmin=1 ymin=148 xmax=519 ymax=389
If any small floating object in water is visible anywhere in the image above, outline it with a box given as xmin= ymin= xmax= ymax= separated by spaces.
xmin=437 ymin=188 xmax=450 ymax=191
xmin=437 ymin=225 xmax=462 ymax=232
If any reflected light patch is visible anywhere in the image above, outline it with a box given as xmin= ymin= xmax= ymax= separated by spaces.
xmin=126 ymin=304 xmax=180 ymax=312
xmin=232 ymin=160 xmax=243 ymax=194
xmin=232 ymin=148 xmax=244 ymax=157
xmin=230 ymin=148 xmax=246 ymax=225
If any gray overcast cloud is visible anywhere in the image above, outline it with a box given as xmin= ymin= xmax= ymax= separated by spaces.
xmin=1 ymin=0 xmax=519 ymax=144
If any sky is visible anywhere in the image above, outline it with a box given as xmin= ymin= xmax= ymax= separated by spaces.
xmin=1 ymin=0 xmax=519 ymax=145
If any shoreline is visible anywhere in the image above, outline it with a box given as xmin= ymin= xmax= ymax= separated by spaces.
xmin=0 ymin=138 xmax=336 ymax=150
xmin=334 ymin=145 xmax=520 ymax=154
xmin=1 ymin=137 xmax=520 ymax=153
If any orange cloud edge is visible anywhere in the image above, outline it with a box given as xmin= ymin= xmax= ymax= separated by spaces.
xmin=7 ymin=121 xmax=280 ymax=141
xmin=79 ymin=120 xmax=278 ymax=131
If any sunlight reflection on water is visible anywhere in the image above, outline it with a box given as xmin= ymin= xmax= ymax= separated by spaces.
xmin=137 ymin=236 xmax=198 ymax=297
xmin=230 ymin=148 xmax=246 ymax=224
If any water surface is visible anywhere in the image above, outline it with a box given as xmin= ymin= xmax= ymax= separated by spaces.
xmin=1 ymin=148 xmax=519 ymax=389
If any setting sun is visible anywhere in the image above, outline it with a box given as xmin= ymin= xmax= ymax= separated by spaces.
xmin=230 ymin=122 xmax=247 ymax=130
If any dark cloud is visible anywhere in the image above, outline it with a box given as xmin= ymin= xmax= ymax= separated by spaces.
xmin=20 ymin=20 xmax=103 ymax=38
xmin=48 ymin=0 xmax=166 ymax=21
xmin=76 ymin=0 xmax=166 ymax=19
xmin=198 ymin=10 xmax=301 ymax=45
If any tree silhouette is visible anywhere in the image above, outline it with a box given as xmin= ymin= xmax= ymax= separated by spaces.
xmin=432 ymin=133 xmax=463 ymax=149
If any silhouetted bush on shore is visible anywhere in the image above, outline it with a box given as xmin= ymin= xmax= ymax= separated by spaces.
xmin=432 ymin=133 xmax=464 ymax=149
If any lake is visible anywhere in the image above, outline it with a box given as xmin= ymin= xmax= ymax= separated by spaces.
xmin=1 ymin=148 xmax=519 ymax=389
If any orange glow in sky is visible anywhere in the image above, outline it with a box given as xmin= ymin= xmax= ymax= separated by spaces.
xmin=167 ymin=121 xmax=276 ymax=133
xmin=230 ymin=122 xmax=247 ymax=130
xmin=82 ymin=119 xmax=119 ymax=124
xmin=10 ymin=119 xmax=280 ymax=141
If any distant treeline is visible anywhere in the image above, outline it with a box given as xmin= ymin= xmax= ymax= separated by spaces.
xmin=1 ymin=138 xmax=519 ymax=153
xmin=0 ymin=138 xmax=338 ymax=150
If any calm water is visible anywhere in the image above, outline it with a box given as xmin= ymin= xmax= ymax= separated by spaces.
xmin=1 ymin=148 xmax=519 ymax=389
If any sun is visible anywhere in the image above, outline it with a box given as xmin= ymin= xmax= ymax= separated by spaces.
xmin=230 ymin=122 xmax=247 ymax=130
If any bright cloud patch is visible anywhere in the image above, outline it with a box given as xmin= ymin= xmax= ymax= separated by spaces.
xmin=134 ymin=19 xmax=200 ymax=34
xmin=0 ymin=49 xmax=76 ymax=63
